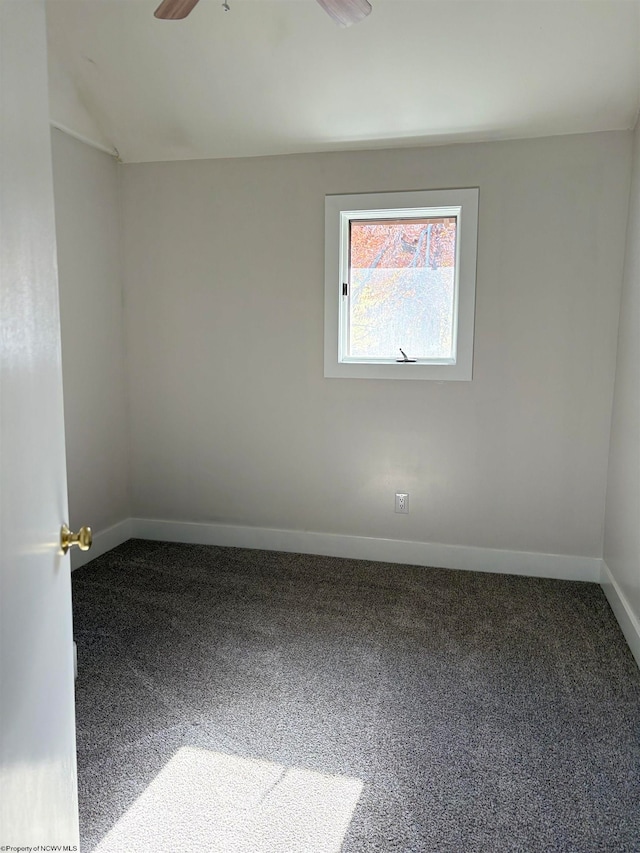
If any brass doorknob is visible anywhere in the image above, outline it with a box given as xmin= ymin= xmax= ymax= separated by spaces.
xmin=60 ymin=524 xmax=92 ymax=554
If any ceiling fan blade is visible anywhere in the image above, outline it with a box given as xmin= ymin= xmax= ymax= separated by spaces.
xmin=154 ymin=0 xmax=201 ymax=20
xmin=315 ymin=0 xmax=372 ymax=27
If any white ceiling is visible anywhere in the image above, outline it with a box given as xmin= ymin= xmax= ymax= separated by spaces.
xmin=46 ymin=0 xmax=640 ymax=163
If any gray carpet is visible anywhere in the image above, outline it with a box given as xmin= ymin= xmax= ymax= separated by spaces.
xmin=72 ymin=540 xmax=640 ymax=852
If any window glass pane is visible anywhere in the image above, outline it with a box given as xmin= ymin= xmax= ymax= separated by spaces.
xmin=348 ymin=217 xmax=457 ymax=360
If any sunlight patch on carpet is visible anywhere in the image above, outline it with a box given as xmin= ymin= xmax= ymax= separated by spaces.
xmin=94 ymin=746 xmax=364 ymax=852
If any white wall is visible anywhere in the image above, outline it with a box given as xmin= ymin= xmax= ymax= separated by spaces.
xmin=52 ymin=130 xmax=130 ymax=538
xmin=121 ymin=131 xmax=631 ymax=559
xmin=603 ymin=119 xmax=640 ymax=640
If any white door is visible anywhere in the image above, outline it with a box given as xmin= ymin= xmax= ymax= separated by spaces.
xmin=0 ymin=0 xmax=80 ymax=846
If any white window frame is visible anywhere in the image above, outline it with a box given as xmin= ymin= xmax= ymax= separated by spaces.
xmin=324 ymin=188 xmax=479 ymax=380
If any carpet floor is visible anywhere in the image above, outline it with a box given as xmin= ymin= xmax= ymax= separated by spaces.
xmin=72 ymin=539 xmax=640 ymax=852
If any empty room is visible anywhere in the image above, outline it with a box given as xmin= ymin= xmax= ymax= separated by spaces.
xmin=2 ymin=0 xmax=640 ymax=850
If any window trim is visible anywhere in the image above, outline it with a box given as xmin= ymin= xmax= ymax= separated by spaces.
xmin=324 ymin=188 xmax=479 ymax=381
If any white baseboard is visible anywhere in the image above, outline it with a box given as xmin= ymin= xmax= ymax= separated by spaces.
xmin=601 ymin=561 xmax=640 ymax=669
xmin=130 ymin=517 xmax=601 ymax=582
xmin=72 ymin=517 xmax=639 ymax=667
xmin=71 ymin=518 xmax=133 ymax=571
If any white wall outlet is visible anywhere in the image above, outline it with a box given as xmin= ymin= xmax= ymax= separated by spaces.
xmin=395 ymin=493 xmax=409 ymax=514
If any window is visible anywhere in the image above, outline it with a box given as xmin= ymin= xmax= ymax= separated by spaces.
xmin=324 ymin=188 xmax=478 ymax=380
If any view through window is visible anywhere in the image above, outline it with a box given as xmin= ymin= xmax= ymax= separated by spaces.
xmin=348 ymin=216 xmax=457 ymax=360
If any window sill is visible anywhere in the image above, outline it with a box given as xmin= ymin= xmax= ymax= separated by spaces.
xmin=324 ymin=360 xmax=472 ymax=381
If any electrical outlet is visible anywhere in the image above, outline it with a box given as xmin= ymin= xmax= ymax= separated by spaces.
xmin=395 ymin=493 xmax=409 ymax=514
